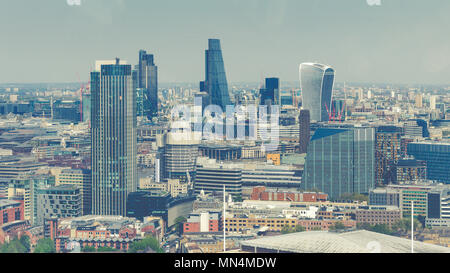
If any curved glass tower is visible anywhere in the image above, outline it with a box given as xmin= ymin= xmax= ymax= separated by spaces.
xmin=300 ymin=63 xmax=335 ymax=122
xmin=205 ymin=39 xmax=232 ymax=110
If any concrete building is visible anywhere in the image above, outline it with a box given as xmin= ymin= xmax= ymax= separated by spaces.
xmin=36 ymin=185 xmax=82 ymax=226
xmin=56 ymin=169 xmax=92 ymax=215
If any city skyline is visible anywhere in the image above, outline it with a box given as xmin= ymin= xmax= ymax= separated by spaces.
xmin=0 ymin=0 xmax=450 ymax=85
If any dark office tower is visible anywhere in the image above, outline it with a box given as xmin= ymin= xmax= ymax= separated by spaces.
xmin=260 ymin=78 xmax=280 ymax=106
xmin=138 ymin=50 xmax=158 ymax=119
xmin=204 ymin=39 xmax=232 ymax=109
xmin=300 ymin=63 xmax=335 ymax=122
xmin=303 ymin=126 xmax=375 ymax=199
xmin=91 ymin=59 xmax=137 ymax=216
xmin=298 ymin=109 xmax=310 ymax=154
xmin=375 ymin=126 xmax=403 ymax=186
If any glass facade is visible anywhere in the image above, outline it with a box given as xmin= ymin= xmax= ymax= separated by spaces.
xmin=303 ymin=127 xmax=375 ymax=199
xmin=407 ymin=142 xmax=450 ymax=184
xmin=205 ymin=39 xmax=232 ymax=110
xmin=91 ymin=60 xmax=137 ymax=216
xmin=300 ymin=63 xmax=335 ymax=122
xmin=138 ymin=50 xmax=158 ymax=119
xmin=260 ymin=77 xmax=280 ymax=106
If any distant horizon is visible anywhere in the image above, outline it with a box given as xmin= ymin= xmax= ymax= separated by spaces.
xmin=0 ymin=80 xmax=449 ymax=88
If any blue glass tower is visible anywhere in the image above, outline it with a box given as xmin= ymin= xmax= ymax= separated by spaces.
xmin=300 ymin=63 xmax=335 ymax=122
xmin=91 ymin=59 xmax=137 ymax=216
xmin=407 ymin=142 xmax=450 ymax=184
xmin=204 ymin=39 xmax=232 ymax=109
xmin=303 ymin=126 xmax=375 ymax=199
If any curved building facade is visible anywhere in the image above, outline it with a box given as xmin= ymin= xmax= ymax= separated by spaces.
xmin=300 ymin=63 xmax=335 ymax=122
xmin=205 ymin=39 xmax=232 ymax=110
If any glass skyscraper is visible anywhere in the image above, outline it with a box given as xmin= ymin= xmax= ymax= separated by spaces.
xmin=300 ymin=63 xmax=335 ymax=122
xmin=91 ymin=59 xmax=137 ymax=216
xmin=260 ymin=77 xmax=280 ymax=106
xmin=407 ymin=142 xmax=450 ymax=184
xmin=303 ymin=126 xmax=375 ymax=199
xmin=298 ymin=109 xmax=310 ymax=154
xmin=204 ymin=39 xmax=232 ymax=110
xmin=138 ymin=50 xmax=158 ymax=120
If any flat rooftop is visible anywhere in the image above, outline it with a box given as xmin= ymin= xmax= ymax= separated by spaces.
xmin=241 ymin=230 xmax=450 ymax=253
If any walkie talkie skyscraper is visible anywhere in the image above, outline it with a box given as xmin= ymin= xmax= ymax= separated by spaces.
xmin=300 ymin=63 xmax=335 ymax=122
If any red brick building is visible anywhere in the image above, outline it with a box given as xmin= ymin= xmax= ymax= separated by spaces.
xmin=183 ymin=211 xmax=222 ymax=233
xmin=297 ymin=219 xmax=357 ymax=231
xmin=250 ymin=186 xmax=328 ymax=202
xmin=0 ymin=199 xmax=24 ymax=226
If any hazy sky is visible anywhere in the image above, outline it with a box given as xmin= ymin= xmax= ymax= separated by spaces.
xmin=0 ymin=0 xmax=449 ymax=84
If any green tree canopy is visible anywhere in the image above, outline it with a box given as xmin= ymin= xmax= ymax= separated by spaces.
xmin=128 ymin=236 xmax=163 ymax=253
xmin=33 ymin=238 xmax=56 ymax=253
xmin=329 ymin=221 xmax=346 ymax=231
xmin=281 ymin=225 xmax=306 ymax=234
xmin=336 ymin=193 xmax=368 ymax=202
xmin=0 ymin=237 xmax=28 ymax=253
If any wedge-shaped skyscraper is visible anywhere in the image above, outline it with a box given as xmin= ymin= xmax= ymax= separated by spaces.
xmin=300 ymin=63 xmax=335 ymax=122
xmin=91 ymin=59 xmax=137 ymax=216
xmin=203 ymin=39 xmax=232 ymax=109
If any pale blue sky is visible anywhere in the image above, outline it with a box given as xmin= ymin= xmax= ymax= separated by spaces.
xmin=0 ymin=0 xmax=449 ymax=84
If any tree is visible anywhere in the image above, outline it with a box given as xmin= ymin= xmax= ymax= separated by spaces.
xmin=128 ymin=236 xmax=163 ymax=253
xmin=20 ymin=235 xmax=30 ymax=253
xmin=336 ymin=193 xmax=368 ymax=203
xmin=0 ymin=237 xmax=28 ymax=253
xmin=357 ymin=222 xmax=394 ymax=235
xmin=33 ymin=238 xmax=56 ymax=253
xmin=97 ymin=246 xmax=118 ymax=253
xmin=329 ymin=221 xmax=346 ymax=231
xmin=392 ymin=218 xmax=422 ymax=235
xmin=281 ymin=225 xmax=306 ymax=234
xmin=81 ymin=246 xmax=96 ymax=253
xmin=173 ymin=216 xmax=187 ymax=234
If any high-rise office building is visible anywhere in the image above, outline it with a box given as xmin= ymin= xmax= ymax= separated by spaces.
xmin=260 ymin=78 xmax=280 ymax=106
xmin=407 ymin=142 xmax=450 ymax=184
xmin=138 ymin=50 xmax=158 ymax=119
xmin=204 ymin=39 xmax=232 ymax=110
xmin=375 ymin=126 xmax=403 ymax=186
xmin=91 ymin=59 xmax=137 ymax=216
xmin=303 ymin=126 xmax=375 ymax=199
xmin=298 ymin=109 xmax=310 ymax=154
xmin=300 ymin=63 xmax=335 ymax=122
